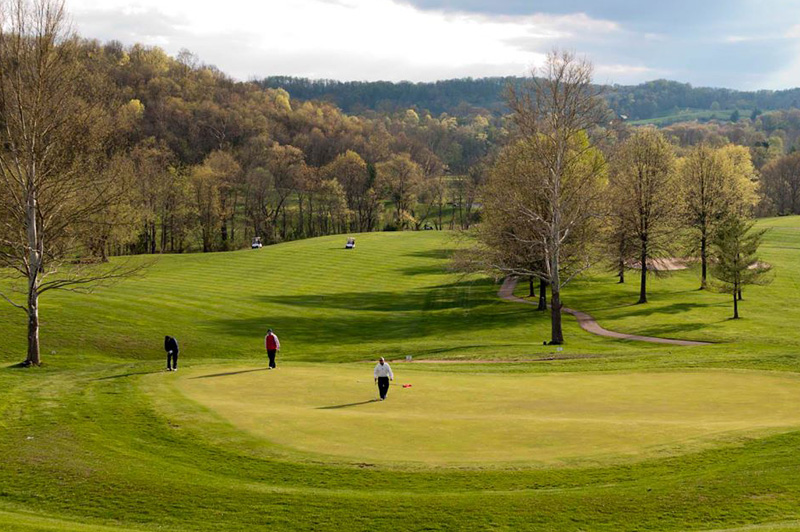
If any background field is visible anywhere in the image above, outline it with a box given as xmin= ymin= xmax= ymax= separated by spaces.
xmin=2 ymin=217 xmax=800 ymax=530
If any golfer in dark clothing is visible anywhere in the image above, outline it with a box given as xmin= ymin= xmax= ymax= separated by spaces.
xmin=265 ymin=329 xmax=280 ymax=369
xmin=164 ymin=336 xmax=179 ymax=371
xmin=373 ymin=357 xmax=393 ymax=400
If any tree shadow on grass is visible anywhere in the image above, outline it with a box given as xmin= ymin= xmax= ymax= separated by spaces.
xmin=209 ymin=309 xmax=539 ymax=346
xmin=618 ymin=301 xmax=718 ymax=318
xmin=211 ymin=280 xmax=544 ymax=345
xmin=567 ymin=282 xmax=709 ymax=314
xmin=254 ymin=279 xmax=498 ymax=313
xmin=316 ymin=399 xmax=378 ymax=410
xmin=191 ymin=368 xmax=268 ymax=379
xmin=626 ymin=321 xmax=717 ymax=339
xmin=399 ymin=264 xmax=449 ymax=276
xmin=403 ymin=249 xmax=454 ymax=260
xmin=93 ymin=371 xmax=163 ymax=381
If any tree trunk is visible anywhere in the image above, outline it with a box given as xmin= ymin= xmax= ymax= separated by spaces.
xmin=538 ymin=279 xmax=547 ymax=311
xmin=25 ymin=183 xmax=42 ymax=365
xmin=737 ymin=288 xmax=743 ymax=301
xmin=550 ymin=289 xmax=564 ymax=345
xmin=700 ymin=233 xmax=708 ymax=289
xmin=638 ymin=241 xmax=648 ymax=304
xmin=308 ymin=195 xmax=314 ymax=237
xmin=618 ymin=259 xmax=625 ymax=283
xmin=528 ymin=276 xmax=536 ymax=298
xmin=160 ymin=213 xmax=167 ymax=253
xmin=549 ymin=177 xmax=564 ymax=344
xmin=733 ymin=291 xmax=739 ymax=319
xmin=297 ymin=196 xmax=305 ymax=239
xmin=26 ymin=292 xmax=41 ymax=365
xmin=230 ymin=191 xmax=238 ymax=244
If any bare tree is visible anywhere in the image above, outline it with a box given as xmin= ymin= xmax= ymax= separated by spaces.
xmin=761 ymin=152 xmax=800 ymax=215
xmin=500 ymin=50 xmax=608 ymax=344
xmin=241 ymin=141 xmax=305 ymax=243
xmin=0 ymin=0 xmax=136 ymax=366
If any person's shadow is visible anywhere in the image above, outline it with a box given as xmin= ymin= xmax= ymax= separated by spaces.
xmin=191 ymin=368 xmax=268 ymax=379
xmin=316 ymin=399 xmax=379 ymax=410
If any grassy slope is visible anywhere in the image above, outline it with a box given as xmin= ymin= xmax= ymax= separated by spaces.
xmin=629 ymin=109 xmax=738 ymax=126
xmin=0 ymin=231 xmax=644 ymax=366
xmin=560 ymin=216 xmax=800 ymax=371
xmin=2 ymin=218 xmax=800 ymax=530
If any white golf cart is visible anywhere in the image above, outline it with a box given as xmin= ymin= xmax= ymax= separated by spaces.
xmin=251 ymin=236 xmax=263 ymax=249
xmin=345 ymin=237 xmax=356 ymax=249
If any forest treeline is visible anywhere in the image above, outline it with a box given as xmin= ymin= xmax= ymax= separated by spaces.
xmin=16 ymin=39 xmax=800 ymax=259
xmin=4 ymin=37 xmax=800 ymax=262
xmin=6 ymin=29 xmax=800 ymax=263
xmin=261 ymin=76 xmax=800 ymax=121
xmin=58 ymin=41 xmax=509 ymax=257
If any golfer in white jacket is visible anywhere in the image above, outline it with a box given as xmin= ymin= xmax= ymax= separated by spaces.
xmin=374 ymin=357 xmax=393 ymax=400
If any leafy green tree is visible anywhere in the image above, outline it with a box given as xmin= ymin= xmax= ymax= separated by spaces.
xmin=321 ymin=151 xmax=374 ymax=232
xmin=608 ymin=128 xmax=678 ymax=303
xmin=710 ymin=215 xmax=772 ymax=319
xmin=376 ymin=154 xmax=423 ymax=229
xmin=678 ymin=144 xmax=756 ymax=289
xmin=191 ymin=163 xmax=221 ymax=253
xmin=204 ymin=150 xmax=241 ymax=248
xmin=315 ymin=179 xmax=349 ymax=235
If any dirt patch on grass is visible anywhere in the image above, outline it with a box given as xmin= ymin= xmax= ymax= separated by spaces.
xmin=625 ymin=257 xmax=689 ymax=271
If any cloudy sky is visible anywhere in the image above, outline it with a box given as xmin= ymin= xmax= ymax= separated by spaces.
xmin=68 ymin=0 xmax=800 ymax=90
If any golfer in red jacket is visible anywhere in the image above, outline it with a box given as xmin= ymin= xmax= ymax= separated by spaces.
xmin=265 ymin=329 xmax=280 ymax=369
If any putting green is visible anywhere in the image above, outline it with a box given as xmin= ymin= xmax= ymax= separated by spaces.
xmin=165 ymin=364 xmax=800 ymax=466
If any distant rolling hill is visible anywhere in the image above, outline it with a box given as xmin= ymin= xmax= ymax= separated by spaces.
xmin=260 ymin=75 xmax=800 ymax=122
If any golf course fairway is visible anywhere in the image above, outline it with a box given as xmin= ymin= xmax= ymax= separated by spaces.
xmin=166 ymin=365 xmax=800 ymax=466
xmin=5 ymin=221 xmax=800 ymax=530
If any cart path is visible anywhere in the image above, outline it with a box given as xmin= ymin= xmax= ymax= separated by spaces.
xmin=499 ymin=277 xmax=712 ymax=346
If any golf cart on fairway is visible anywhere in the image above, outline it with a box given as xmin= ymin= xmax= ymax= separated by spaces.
xmin=251 ymin=237 xmax=263 ymax=249
xmin=345 ymin=237 xmax=355 ymax=249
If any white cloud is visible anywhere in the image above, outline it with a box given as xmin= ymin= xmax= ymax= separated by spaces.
xmin=787 ymin=24 xmax=800 ymax=39
xmin=66 ymin=0 xmax=627 ymax=82
xmin=725 ymin=35 xmax=755 ymax=43
xmin=596 ymin=63 xmax=658 ymax=76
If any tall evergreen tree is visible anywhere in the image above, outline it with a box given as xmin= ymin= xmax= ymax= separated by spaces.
xmin=710 ymin=215 xmax=772 ymax=319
